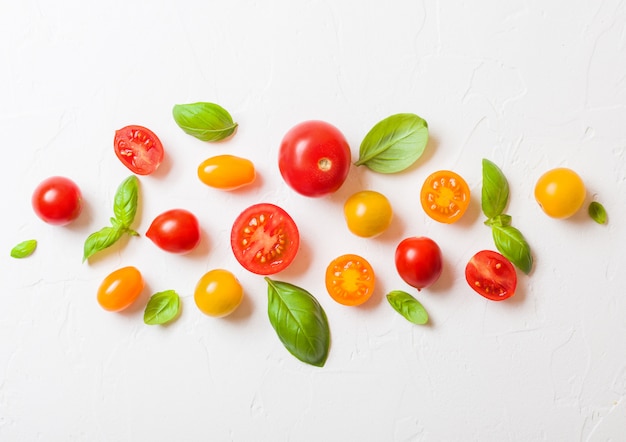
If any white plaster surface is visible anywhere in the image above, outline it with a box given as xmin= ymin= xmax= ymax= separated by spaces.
xmin=1 ymin=1 xmax=625 ymax=441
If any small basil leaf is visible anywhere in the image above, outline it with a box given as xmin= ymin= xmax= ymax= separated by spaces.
xmin=83 ymin=226 xmax=123 ymax=262
xmin=172 ymin=102 xmax=238 ymax=142
xmin=355 ymin=113 xmax=428 ymax=174
xmin=144 ymin=290 xmax=180 ymax=325
xmin=481 ymin=159 xmax=509 ymax=218
xmin=10 ymin=239 xmax=37 ymax=258
xmin=484 ymin=213 xmax=512 ymax=227
xmin=588 ymin=201 xmax=607 ymax=224
xmin=113 ymin=175 xmax=139 ymax=228
xmin=492 ymin=224 xmax=532 ymax=274
xmin=265 ymin=277 xmax=330 ymax=367
xmin=386 ymin=290 xmax=429 ymax=325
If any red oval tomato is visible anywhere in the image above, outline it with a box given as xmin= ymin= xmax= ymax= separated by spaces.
xmin=31 ymin=176 xmax=83 ymax=226
xmin=230 ymin=203 xmax=299 ymax=275
xmin=395 ymin=237 xmax=443 ymax=291
xmin=114 ymin=125 xmax=164 ymax=175
xmin=278 ymin=120 xmax=351 ymax=197
xmin=97 ymin=266 xmax=145 ymax=312
xmin=465 ymin=250 xmax=517 ymax=301
xmin=146 ymin=209 xmax=201 ymax=254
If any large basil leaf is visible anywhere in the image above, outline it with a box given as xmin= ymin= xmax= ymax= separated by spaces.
xmin=386 ymin=290 xmax=429 ymax=325
xmin=144 ymin=290 xmax=180 ymax=325
xmin=113 ymin=175 xmax=139 ymax=229
xmin=172 ymin=102 xmax=237 ymax=142
xmin=10 ymin=239 xmax=37 ymax=258
xmin=492 ymin=224 xmax=533 ymax=274
xmin=481 ymin=158 xmax=509 ymax=219
xmin=265 ymin=277 xmax=330 ymax=367
xmin=355 ymin=113 xmax=428 ymax=174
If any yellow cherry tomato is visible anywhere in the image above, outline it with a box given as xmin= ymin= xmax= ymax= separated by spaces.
xmin=197 ymin=155 xmax=256 ymax=190
xmin=97 ymin=266 xmax=145 ymax=312
xmin=534 ymin=167 xmax=586 ymax=219
xmin=343 ymin=190 xmax=393 ymax=237
xmin=194 ymin=269 xmax=244 ymax=317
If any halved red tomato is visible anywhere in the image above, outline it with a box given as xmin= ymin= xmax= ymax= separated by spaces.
xmin=230 ymin=203 xmax=299 ymax=275
xmin=114 ymin=125 xmax=164 ymax=175
xmin=465 ymin=250 xmax=517 ymax=301
xmin=325 ymin=254 xmax=375 ymax=306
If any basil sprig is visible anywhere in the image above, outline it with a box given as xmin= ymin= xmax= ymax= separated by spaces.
xmin=481 ymin=159 xmax=532 ymax=274
xmin=83 ymin=175 xmax=140 ymax=261
xmin=386 ymin=290 xmax=429 ymax=325
xmin=172 ymin=102 xmax=237 ymax=142
xmin=588 ymin=201 xmax=607 ymax=224
xmin=355 ymin=113 xmax=428 ymax=173
xmin=265 ymin=277 xmax=330 ymax=367
xmin=10 ymin=239 xmax=37 ymax=258
xmin=144 ymin=290 xmax=180 ymax=325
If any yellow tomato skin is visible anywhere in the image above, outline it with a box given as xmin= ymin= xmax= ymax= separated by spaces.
xmin=194 ymin=269 xmax=244 ymax=317
xmin=97 ymin=266 xmax=145 ymax=312
xmin=534 ymin=168 xmax=586 ymax=219
xmin=197 ymin=155 xmax=255 ymax=190
xmin=343 ymin=190 xmax=393 ymax=238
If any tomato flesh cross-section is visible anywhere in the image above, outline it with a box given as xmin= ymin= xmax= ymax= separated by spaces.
xmin=465 ymin=250 xmax=517 ymax=301
xmin=420 ymin=170 xmax=470 ymax=223
xmin=114 ymin=125 xmax=164 ymax=175
xmin=325 ymin=254 xmax=376 ymax=306
xmin=230 ymin=203 xmax=300 ymax=275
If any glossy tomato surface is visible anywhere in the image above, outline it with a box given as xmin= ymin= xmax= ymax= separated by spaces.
xmin=194 ymin=269 xmax=244 ymax=317
xmin=325 ymin=254 xmax=376 ymax=306
xmin=534 ymin=167 xmax=586 ymax=219
xmin=343 ymin=190 xmax=393 ymax=238
xmin=278 ymin=120 xmax=351 ymax=197
xmin=230 ymin=203 xmax=299 ymax=275
xmin=465 ymin=250 xmax=517 ymax=301
xmin=97 ymin=266 xmax=145 ymax=312
xmin=114 ymin=125 xmax=164 ymax=175
xmin=395 ymin=237 xmax=443 ymax=291
xmin=146 ymin=209 xmax=201 ymax=254
xmin=420 ymin=170 xmax=471 ymax=223
xmin=197 ymin=154 xmax=256 ymax=190
xmin=31 ymin=176 xmax=83 ymax=226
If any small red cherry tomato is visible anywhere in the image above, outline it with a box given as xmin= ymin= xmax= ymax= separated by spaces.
xmin=114 ymin=125 xmax=164 ymax=175
xmin=31 ymin=176 xmax=83 ymax=226
xmin=146 ymin=209 xmax=201 ymax=254
xmin=465 ymin=250 xmax=517 ymax=301
xmin=395 ymin=237 xmax=443 ymax=291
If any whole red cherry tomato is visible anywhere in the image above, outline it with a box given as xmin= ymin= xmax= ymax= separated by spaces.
xmin=395 ymin=237 xmax=443 ymax=291
xmin=278 ymin=120 xmax=351 ymax=197
xmin=114 ymin=125 xmax=164 ymax=175
xmin=31 ymin=176 xmax=83 ymax=226
xmin=465 ymin=250 xmax=517 ymax=301
xmin=146 ymin=209 xmax=201 ymax=254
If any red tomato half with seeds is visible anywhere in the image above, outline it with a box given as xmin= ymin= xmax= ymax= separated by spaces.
xmin=114 ymin=125 xmax=164 ymax=175
xmin=278 ymin=120 xmax=351 ymax=197
xmin=146 ymin=209 xmax=201 ymax=254
xmin=230 ymin=203 xmax=299 ymax=275
xmin=465 ymin=250 xmax=517 ymax=301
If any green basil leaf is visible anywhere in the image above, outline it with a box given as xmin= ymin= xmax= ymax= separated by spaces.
xmin=484 ymin=213 xmax=512 ymax=227
xmin=355 ymin=113 xmax=428 ymax=173
xmin=10 ymin=239 xmax=37 ymax=258
xmin=113 ymin=175 xmax=139 ymax=228
xmin=481 ymin=159 xmax=509 ymax=218
xmin=588 ymin=201 xmax=607 ymax=224
xmin=492 ymin=224 xmax=533 ymax=274
xmin=83 ymin=226 xmax=123 ymax=262
xmin=265 ymin=277 xmax=330 ymax=367
xmin=144 ymin=290 xmax=180 ymax=325
xmin=386 ymin=290 xmax=429 ymax=325
xmin=172 ymin=102 xmax=238 ymax=142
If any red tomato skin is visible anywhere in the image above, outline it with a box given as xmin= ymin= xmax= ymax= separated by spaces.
xmin=146 ymin=209 xmax=201 ymax=254
xmin=395 ymin=237 xmax=443 ymax=291
xmin=31 ymin=176 xmax=83 ymax=226
xmin=278 ymin=120 xmax=351 ymax=197
xmin=465 ymin=250 xmax=517 ymax=301
xmin=114 ymin=125 xmax=164 ymax=175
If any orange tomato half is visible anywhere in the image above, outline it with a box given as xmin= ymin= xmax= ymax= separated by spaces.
xmin=325 ymin=254 xmax=375 ymax=306
xmin=97 ymin=266 xmax=145 ymax=312
xmin=420 ymin=170 xmax=470 ymax=223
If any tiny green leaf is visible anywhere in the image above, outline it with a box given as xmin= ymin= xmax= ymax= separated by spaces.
xmin=172 ymin=102 xmax=238 ymax=142
xmin=265 ymin=277 xmax=330 ymax=367
xmin=144 ymin=290 xmax=180 ymax=325
xmin=492 ymin=224 xmax=533 ymax=274
xmin=481 ymin=159 xmax=509 ymax=219
xmin=355 ymin=113 xmax=428 ymax=173
xmin=386 ymin=290 xmax=429 ymax=325
xmin=113 ymin=175 xmax=139 ymax=228
xmin=588 ymin=201 xmax=608 ymax=224
xmin=10 ymin=239 xmax=37 ymax=258
xmin=83 ymin=226 xmax=124 ymax=261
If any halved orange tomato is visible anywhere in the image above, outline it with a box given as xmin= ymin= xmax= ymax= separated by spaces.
xmin=325 ymin=254 xmax=375 ymax=306
xmin=420 ymin=170 xmax=470 ymax=223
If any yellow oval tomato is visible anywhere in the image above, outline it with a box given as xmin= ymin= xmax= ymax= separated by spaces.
xmin=325 ymin=254 xmax=375 ymax=306
xmin=343 ymin=190 xmax=393 ymax=238
xmin=534 ymin=167 xmax=585 ymax=218
xmin=97 ymin=266 xmax=145 ymax=312
xmin=194 ymin=269 xmax=244 ymax=317
xmin=420 ymin=170 xmax=470 ymax=223
xmin=197 ymin=155 xmax=255 ymax=190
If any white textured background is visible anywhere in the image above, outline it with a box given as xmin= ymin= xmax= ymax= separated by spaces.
xmin=1 ymin=1 xmax=625 ymax=441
